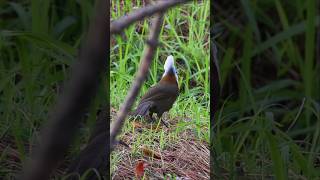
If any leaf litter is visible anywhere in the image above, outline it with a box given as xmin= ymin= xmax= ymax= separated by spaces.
xmin=111 ymin=113 xmax=209 ymax=180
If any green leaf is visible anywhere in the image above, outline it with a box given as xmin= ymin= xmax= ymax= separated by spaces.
xmin=265 ymin=132 xmax=286 ymax=180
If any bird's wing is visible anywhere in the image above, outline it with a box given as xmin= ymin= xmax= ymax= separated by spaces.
xmin=132 ymin=101 xmax=153 ymax=116
xmin=132 ymin=84 xmax=179 ymax=117
xmin=139 ymin=84 xmax=179 ymax=102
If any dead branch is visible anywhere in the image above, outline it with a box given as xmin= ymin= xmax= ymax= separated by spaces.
xmin=110 ymin=0 xmax=193 ymax=35
xmin=110 ymin=13 xmax=164 ymax=150
xmin=20 ymin=0 xmax=108 ymax=179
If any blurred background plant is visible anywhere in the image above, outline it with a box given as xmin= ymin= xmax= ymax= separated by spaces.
xmin=213 ymin=0 xmax=320 ymax=179
xmin=0 ymin=0 xmax=108 ymax=178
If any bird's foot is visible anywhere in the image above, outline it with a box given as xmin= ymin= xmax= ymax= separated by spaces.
xmin=146 ymin=114 xmax=155 ymax=123
xmin=117 ymin=139 xmax=130 ymax=149
xmin=160 ymin=119 xmax=169 ymax=128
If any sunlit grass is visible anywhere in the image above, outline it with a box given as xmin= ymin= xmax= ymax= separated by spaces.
xmin=110 ymin=0 xmax=209 ymax=178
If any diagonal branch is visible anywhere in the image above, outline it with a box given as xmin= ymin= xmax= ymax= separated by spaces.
xmin=110 ymin=0 xmax=192 ymax=35
xmin=110 ymin=13 xmax=164 ymax=151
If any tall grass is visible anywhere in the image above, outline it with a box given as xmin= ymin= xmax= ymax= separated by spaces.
xmin=0 ymin=0 xmax=209 ymax=178
xmin=0 ymin=0 xmax=97 ymax=178
xmin=110 ymin=0 xmax=210 ymax=177
xmin=214 ymin=0 xmax=320 ymax=179
xmin=110 ymin=0 xmax=210 ymax=134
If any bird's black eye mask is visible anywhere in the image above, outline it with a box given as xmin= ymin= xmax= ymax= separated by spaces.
xmin=167 ymin=67 xmax=177 ymax=76
xmin=174 ymin=68 xmax=178 ymax=75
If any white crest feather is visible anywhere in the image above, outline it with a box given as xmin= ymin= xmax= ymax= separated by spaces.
xmin=164 ymin=55 xmax=174 ymax=71
xmin=162 ymin=55 xmax=178 ymax=83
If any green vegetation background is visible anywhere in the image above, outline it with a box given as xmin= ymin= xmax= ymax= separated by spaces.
xmin=2 ymin=0 xmax=318 ymax=179
xmin=0 ymin=0 xmax=103 ymax=178
xmin=214 ymin=0 xmax=320 ymax=179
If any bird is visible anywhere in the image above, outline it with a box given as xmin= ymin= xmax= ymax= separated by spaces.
xmin=131 ymin=55 xmax=179 ymax=126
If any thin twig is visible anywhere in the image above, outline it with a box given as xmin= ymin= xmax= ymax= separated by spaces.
xmin=20 ymin=0 xmax=108 ymax=179
xmin=110 ymin=0 xmax=192 ymax=35
xmin=110 ymin=13 xmax=164 ymax=151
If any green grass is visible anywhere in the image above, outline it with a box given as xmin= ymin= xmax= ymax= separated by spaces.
xmin=3 ymin=0 xmax=318 ymax=179
xmin=0 ymin=0 xmax=209 ymax=179
xmin=0 ymin=0 xmax=99 ymax=178
xmin=110 ymin=0 xmax=209 ymax=178
xmin=214 ymin=0 xmax=320 ymax=179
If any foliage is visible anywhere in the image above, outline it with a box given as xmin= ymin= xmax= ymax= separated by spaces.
xmin=0 ymin=0 xmax=100 ymax=178
xmin=214 ymin=0 xmax=320 ymax=178
xmin=110 ymin=0 xmax=210 ymax=178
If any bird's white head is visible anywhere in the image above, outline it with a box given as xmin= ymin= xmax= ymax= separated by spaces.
xmin=162 ymin=55 xmax=178 ymax=83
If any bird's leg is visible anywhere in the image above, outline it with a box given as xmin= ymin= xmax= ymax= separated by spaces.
xmin=148 ymin=111 xmax=155 ymax=123
xmin=159 ymin=114 xmax=169 ymax=128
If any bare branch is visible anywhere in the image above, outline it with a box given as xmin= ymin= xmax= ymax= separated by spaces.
xmin=110 ymin=0 xmax=193 ymax=35
xmin=110 ymin=13 xmax=164 ymax=150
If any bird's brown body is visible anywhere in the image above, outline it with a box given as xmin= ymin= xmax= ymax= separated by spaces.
xmin=132 ymin=55 xmax=179 ymax=122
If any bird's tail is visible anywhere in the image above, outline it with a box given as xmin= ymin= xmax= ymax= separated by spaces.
xmin=130 ymin=102 xmax=153 ymax=117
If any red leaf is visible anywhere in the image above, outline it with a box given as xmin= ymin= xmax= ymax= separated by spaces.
xmin=135 ymin=160 xmax=148 ymax=178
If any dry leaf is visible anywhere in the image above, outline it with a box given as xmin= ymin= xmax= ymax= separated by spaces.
xmin=135 ymin=160 xmax=148 ymax=178
xmin=141 ymin=145 xmax=161 ymax=159
xmin=132 ymin=121 xmax=143 ymax=129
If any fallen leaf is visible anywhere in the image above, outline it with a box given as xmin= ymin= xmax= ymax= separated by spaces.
xmin=135 ymin=160 xmax=148 ymax=178
xmin=141 ymin=145 xmax=161 ymax=159
xmin=132 ymin=121 xmax=143 ymax=129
